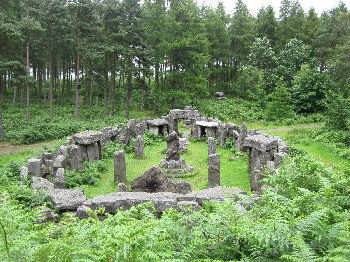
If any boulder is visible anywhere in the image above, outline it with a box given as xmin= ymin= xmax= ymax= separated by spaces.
xmin=68 ymin=145 xmax=83 ymax=171
xmin=76 ymin=205 xmax=91 ymax=219
xmin=53 ymin=154 xmax=66 ymax=169
xmin=31 ymin=177 xmax=54 ymax=191
xmin=131 ymin=166 xmax=191 ymax=194
xmin=37 ymin=208 xmax=59 ymax=223
xmin=48 ymin=188 xmax=86 ymax=211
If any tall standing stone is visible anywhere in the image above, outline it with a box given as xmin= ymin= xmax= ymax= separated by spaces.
xmin=166 ymin=131 xmax=180 ymax=161
xmin=135 ymin=135 xmax=144 ymax=158
xmin=114 ymin=151 xmax=127 ymax=185
xmin=236 ymin=123 xmax=247 ymax=152
xmin=54 ymin=168 xmax=65 ymax=188
xmin=208 ymin=153 xmax=220 ymax=188
xmin=208 ymin=137 xmax=216 ymax=156
xmin=28 ymin=158 xmax=42 ymax=176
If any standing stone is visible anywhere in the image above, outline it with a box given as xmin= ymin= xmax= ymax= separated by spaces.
xmin=87 ymin=142 xmax=100 ymax=161
xmin=208 ymin=137 xmax=216 ymax=156
xmin=28 ymin=158 xmax=41 ymax=176
xmin=135 ymin=135 xmax=144 ymax=158
xmin=68 ymin=145 xmax=83 ymax=171
xmin=54 ymin=168 xmax=65 ymax=188
xmin=218 ymin=125 xmax=227 ymax=147
xmin=236 ymin=123 xmax=247 ymax=152
xmin=114 ymin=151 xmax=127 ymax=185
xmin=208 ymin=153 xmax=220 ymax=188
xmin=166 ymin=131 xmax=180 ymax=161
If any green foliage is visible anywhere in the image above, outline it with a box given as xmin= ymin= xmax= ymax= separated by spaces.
xmin=265 ymin=81 xmax=295 ymax=121
xmin=65 ymin=160 xmax=107 ymax=188
xmin=292 ymin=64 xmax=328 ymax=113
xmin=325 ymin=95 xmax=350 ymax=131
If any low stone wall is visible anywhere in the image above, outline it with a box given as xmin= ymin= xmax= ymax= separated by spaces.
xmin=22 ymin=107 xmax=288 ymax=219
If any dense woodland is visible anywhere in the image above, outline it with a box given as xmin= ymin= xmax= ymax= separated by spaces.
xmin=0 ymin=0 xmax=350 ymax=129
xmin=1 ymin=1 xmax=350 ymax=261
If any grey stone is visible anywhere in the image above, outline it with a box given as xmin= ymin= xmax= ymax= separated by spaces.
xmin=72 ymin=130 xmax=103 ymax=145
xmin=68 ymin=145 xmax=83 ymax=171
xmin=31 ymin=177 xmax=54 ymax=191
xmin=48 ymin=188 xmax=86 ymax=211
xmin=28 ymin=158 xmax=41 ymax=176
xmin=166 ymin=131 xmax=180 ymax=161
xmin=87 ymin=142 xmax=100 ymax=161
xmin=208 ymin=137 xmax=216 ymax=155
xmin=206 ymin=127 xmax=217 ymax=138
xmin=195 ymin=120 xmax=219 ymax=128
xmin=37 ymin=208 xmax=59 ymax=223
xmin=243 ymin=134 xmax=278 ymax=152
xmin=147 ymin=118 xmax=168 ymax=127
xmin=217 ymin=125 xmax=227 ymax=146
xmin=114 ymin=151 xmax=127 ymax=185
xmin=54 ymin=168 xmax=65 ymax=189
xmin=236 ymin=123 xmax=247 ymax=152
xmin=208 ymin=154 xmax=220 ymax=188
xmin=131 ymin=166 xmax=192 ymax=194
xmin=19 ymin=166 xmax=28 ymax=180
xmin=118 ymin=183 xmax=128 ymax=192
xmin=53 ymin=155 xmax=66 ymax=169
xmin=179 ymin=138 xmax=188 ymax=153
xmin=135 ymin=135 xmax=144 ymax=158
xmin=76 ymin=205 xmax=91 ymax=219
xmin=84 ymin=191 xmax=179 ymax=214
xmin=177 ymin=201 xmax=200 ymax=211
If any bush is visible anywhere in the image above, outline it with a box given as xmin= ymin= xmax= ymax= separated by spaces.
xmin=265 ymin=80 xmax=295 ymax=121
xmin=325 ymin=95 xmax=350 ymax=131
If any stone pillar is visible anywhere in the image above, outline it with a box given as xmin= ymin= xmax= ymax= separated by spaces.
xmin=236 ymin=123 xmax=247 ymax=152
xmin=208 ymin=153 xmax=220 ymax=188
xmin=166 ymin=131 xmax=180 ymax=161
xmin=114 ymin=151 xmax=127 ymax=185
xmin=135 ymin=135 xmax=144 ymax=158
xmin=87 ymin=142 xmax=100 ymax=161
xmin=28 ymin=158 xmax=41 ymax=176
xmin=206 ymin=127 xmax=216 ymax=138
xmin=208 ymin=137 xmax=216 ymax=156
xmin=218 ymin=125 xmax=227 ymax=147
xmin=69 ymin=145 xmax=83 ymax=171
xmin=54 ymin=168 xmax=65 ymax=188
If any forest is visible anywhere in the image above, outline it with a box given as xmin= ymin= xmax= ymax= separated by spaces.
xmin=1 ymin=0 xmax=350 ymax=261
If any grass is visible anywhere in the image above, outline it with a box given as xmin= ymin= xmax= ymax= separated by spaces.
xmin=83 ymin=140 xmax=250 ymax=198
xmin=261 ymin=125 xmax=348 ymax=172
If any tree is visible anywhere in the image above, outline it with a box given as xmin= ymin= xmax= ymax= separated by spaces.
xmin=325 ymin=94 xmax=350 ymax=131
xmin=265 ymin=80 xmax=294 ymax=121
xmin=256 ymin=6 xmax=277 ymax=46
xmin=230 ymin=0 xmax=256 ymax=65
xmin=277 ymin=38 xmax=311 ymax=87
xmin=203 ymin=3 xmax=230 ymax=91
xmin=278 ymin=0 xmax=305 ymax=47
xmin=292 ymin=64 xmax=328 ymax=113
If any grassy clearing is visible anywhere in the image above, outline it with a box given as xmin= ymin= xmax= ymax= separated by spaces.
xmin=261 ymin=124 xmax=348 ymax=172
xmin=83 ymin=140 xmax=250 ymax=198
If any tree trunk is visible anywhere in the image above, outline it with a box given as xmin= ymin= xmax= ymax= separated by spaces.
xmin=74 ymin=53 xmax=81 ymax=118
xmin=126 ymin=69 xmax=132 ymax=119
xmin=49 ymin=54 xmax=54 ymax=115
xmin=25 ymin=43 xmax=30 ymax=123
